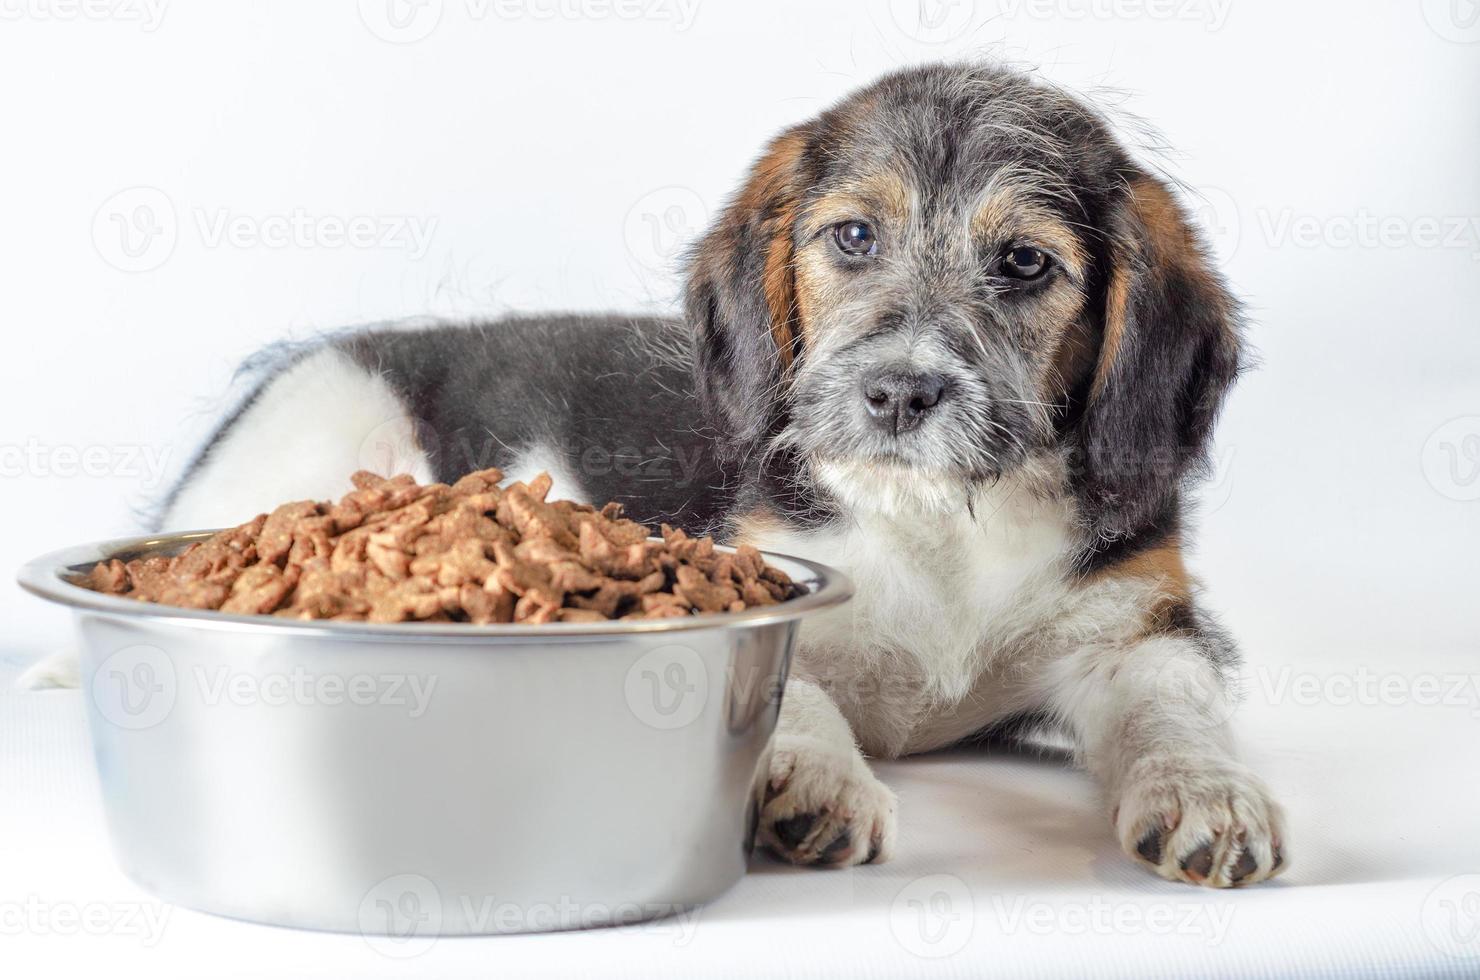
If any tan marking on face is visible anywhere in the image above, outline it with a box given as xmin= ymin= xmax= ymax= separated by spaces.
xmin=791 ymin=173 xmax=914 ymax=348
xmin=1089 ymin=261 xmax=1132 ymax=398
xmin=1090 ymin=176 xmax=1233 ymax=398
xmin=798 ymin=168 xmax=914 ymax=238
xmin=1085 ymin=535 xmax=1193 ymax=631
xmin=970 ymin=183 xmax=1089 ymax=275
xmin=740 ymin=129 xmax=811 ymax=371
xmin=969 ymin=181 xmax=1094 ymax=400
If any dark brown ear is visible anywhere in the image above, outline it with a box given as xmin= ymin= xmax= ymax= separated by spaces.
xmin=684 ymin=123 xmax=815 ymax=459
xmin=1071 ymin=173 xmax=1245 ymax=542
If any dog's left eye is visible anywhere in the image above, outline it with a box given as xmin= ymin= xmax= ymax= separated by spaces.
xmin=833 ymin=221 xmax=877 ymax=256
xmin=1000 ymin=245 xmax=1049 ymax=280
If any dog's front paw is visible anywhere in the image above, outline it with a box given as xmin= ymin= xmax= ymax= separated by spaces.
xmin=758 ymin=735 xmax=897 ymax=868
xmin=1115 ymin=756 xmax=1286 ymax=888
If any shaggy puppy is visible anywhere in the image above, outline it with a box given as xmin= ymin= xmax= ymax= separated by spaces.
xmin=155 ymin=62 xmax=1283 ymax=887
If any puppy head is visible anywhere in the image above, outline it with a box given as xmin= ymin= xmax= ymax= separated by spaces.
xmin=686 ymin=63 xmax=1241 ymax=537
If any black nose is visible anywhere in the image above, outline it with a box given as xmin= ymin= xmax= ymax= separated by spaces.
xmin=861 ymin=370 xmax=947 ymax=434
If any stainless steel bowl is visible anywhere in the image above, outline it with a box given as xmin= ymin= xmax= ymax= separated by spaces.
xmin=18 ymin=531 xmax=851 ymax=938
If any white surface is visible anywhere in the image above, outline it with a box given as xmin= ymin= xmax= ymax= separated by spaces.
xmin=5 ymin=647 xmax=1480 ymax=978
xmin=2 ymin=2 xmax=1478 ymax=977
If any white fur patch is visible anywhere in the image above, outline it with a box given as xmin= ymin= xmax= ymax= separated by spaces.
xmin=742 ymin=465 xmax=1144 ymax=757
xmin=163 ymin=348 xmax=433 ymax=530
xmin=753 ymin=471 xmax=1075 ymax=689
xmin=502 ymin=445 xmax=588 ymax=505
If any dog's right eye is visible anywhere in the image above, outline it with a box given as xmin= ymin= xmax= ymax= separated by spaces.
xmin=833 ymin=221 xmax=877 ymax=257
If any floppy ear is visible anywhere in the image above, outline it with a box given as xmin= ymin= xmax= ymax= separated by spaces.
xmin=1072 ymin=173 xmax=1245 ymax=542
xmin=684 ymin=123 xmax=815 ymax=460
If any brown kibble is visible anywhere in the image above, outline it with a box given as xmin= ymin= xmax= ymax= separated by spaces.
xmin=673 ymin=564 xmax=739 ymax=613
xmin=221 ymin=563 xmax=298 ymax=615
xmin=80 ymin=469 xmax=797 ymax=623
xmin=259 ymin=501 xmax=321 ymax=566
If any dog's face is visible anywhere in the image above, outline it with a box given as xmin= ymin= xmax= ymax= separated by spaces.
xmin=687 ymin=64 xmax=1241 ymax=537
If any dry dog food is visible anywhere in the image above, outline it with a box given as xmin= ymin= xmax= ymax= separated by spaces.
xmin=81 ymin=469 xmax=798 ymax=624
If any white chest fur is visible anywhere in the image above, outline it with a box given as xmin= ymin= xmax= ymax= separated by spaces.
xmin=743 ymin=467 xmax=1082 ymax=752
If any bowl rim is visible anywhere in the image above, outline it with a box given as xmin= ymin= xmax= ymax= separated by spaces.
xmin=17 ymin=530 xmax=853 ymax=640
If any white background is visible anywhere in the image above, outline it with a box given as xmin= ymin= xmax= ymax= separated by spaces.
xmin=2 ymin=2 xmax=1477 ymax=659
xmin=1 ymin=3 xmax=1478 ymax=975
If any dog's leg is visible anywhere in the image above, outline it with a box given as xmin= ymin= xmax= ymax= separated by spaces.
xmin=757 ymin=677 xmax=898 ymax=868
xmin=1043 ymin=634 xmax=1286 ymax=887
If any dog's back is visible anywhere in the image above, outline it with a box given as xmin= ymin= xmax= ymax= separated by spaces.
xmin=160 ymin=315 xmax=732 ymax=534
